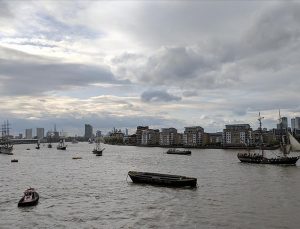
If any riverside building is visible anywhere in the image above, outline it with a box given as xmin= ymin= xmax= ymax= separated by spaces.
xmin=223 ymin=124 xmax=252 ymax=147
xmin=183 ymin=126 xmax=204 ymax=147
xmin=160 ymin=128 xmax=178 ymax=146
xmin=141 ymin=129 xmax=160 ymax=146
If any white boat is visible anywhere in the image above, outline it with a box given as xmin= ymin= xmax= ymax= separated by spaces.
xmin=92 ymin=138 xmax=105 ymax=155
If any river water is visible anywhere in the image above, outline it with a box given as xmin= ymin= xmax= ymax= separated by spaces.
xmin=0 ymin=143 xmax=299 ymax=228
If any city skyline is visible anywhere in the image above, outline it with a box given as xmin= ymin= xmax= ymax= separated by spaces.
xmin=1 ymin=1 xmax=300 ymax=135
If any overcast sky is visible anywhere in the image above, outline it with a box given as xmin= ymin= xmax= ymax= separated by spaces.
xmin=1 ymin=0 xmax=300 ymax=136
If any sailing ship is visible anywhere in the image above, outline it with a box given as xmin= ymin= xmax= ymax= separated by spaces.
xmin=0 ymin=121 xmax=13 ymax=155
xmin=237 ymin=112 xmax=300 ymax=165
xmin=92 ymin=138 xmax=105 ymax=155
xmin=57 ymin=139 xmax=67 ymax=150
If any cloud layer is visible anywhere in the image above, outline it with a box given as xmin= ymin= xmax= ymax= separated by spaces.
xmin=1 ymin=1 xmax=300 ymax=134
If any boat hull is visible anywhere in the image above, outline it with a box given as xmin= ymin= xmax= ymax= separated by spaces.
xmin=237 ymin=153 xmax=299 ymax=165
xmin=57 ymin=147 xmax=66 ymax=150
xmin=128 ymin=171 xmax=197 ymax=187
xmin=18 ymin=193 xmax=39 ymax=207
xmin=166 ymin=151 xmax=191 ymax=155
xmin=166 ymin=149 xmax=191 ymax=155
xmin=92 ymin=150 xmax=103 ymax=155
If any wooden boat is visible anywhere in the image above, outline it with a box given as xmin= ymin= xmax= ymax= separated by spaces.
xmin=166 ymin=149 xmax=191 ymax=155
xmin=18 ymin=188 xmax=39 ymax=207
xmin=238 ymin=112 xmax=300 ymax=165
xmin=11 ymin=159 xmax=18 ymax=162
xmin=128 ymin=171 xmax=197 ymax=187
xmin=72 ymin=156 xmax=82 ymax=160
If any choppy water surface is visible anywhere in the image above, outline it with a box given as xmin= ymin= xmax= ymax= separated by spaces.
xmin=1 ymin=143 xmax=300 ymax=228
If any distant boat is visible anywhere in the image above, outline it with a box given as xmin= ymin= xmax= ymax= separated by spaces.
xmin=0 ymin=138 xmax=13 ymax=155
xmin=128 ymin=171 xmax=197 ymax=187
xmin=92 ymin=138 xmax=105 ymax=156
xmin=18 ymin=188 xmax=39 ymax=207
xmin=35 ymin=141 xmax=40 ymax=149
xmin=11 ymin=159 xmax=18 ymax=163
xmin=47 ymin=134 xmax=53 ymax=148
xmin=166 ymin=149 xmax=191 ymax=155
xmin=72 ymin=156 xmax=82 ymax=160
xmin=57 ymin=139 xmax=67 ymax=150
xmin=237 ymin=112 xmax=300 ymax=165
xmin=0 ymin=121 xmax=13 ymax=155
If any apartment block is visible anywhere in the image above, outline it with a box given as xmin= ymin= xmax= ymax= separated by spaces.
xmin=141 ymin=129 xmax=160 ymax=146
xmin=159 ymin=128 xmax=178 ymax=146
xmin=136 ymin=126 xmax=149 ymax=145
xmin=183 ymin=126 xmax=204 ymax=147
xmin=223 ymin=124 xmax=252 ymax=147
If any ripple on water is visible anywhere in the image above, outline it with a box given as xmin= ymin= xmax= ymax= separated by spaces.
xmin=1 ymin=144 xmax=300 ymax=228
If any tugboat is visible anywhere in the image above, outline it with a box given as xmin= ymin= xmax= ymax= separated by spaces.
xmin=237 ymin=112 xmax=300 ymax=165
xmin=57 ymin=139 xmax=67 ymax=150
xmin=92 ymin=138 xmax=105 ymax=156
xmin=18 ymin=188 xmax=39 ymax=207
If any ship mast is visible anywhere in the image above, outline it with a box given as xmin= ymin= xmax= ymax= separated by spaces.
xmin=279 ymin=110 xmax=289 ymax=157
xmin=258 ymin=112 xmax=264 ymax=157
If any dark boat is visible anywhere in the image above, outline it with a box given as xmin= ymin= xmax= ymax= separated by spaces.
xmin=47 ymin=143 xmax=52 ymax=148
xmin=35 ymin=142 xmax=40 ymax=149
xmin=237 ymin=112 xmax=300 ymax=165
xmin=93 ymin=138 xmax=104 ymax=156
xmin=166 ymin=149 xmax=191 ymax=155
xmin=11 ymin=159 xmax=18 ymax=162
xmin=128 ymin=171 xmax=197 ymax=187
xmin=18 ymin=188 xmax=39 ymax=207
xmin=57 ymin=139 xmax=67 ymax=150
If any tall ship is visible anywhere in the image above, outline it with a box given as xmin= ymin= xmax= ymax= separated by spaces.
xmin=0 ymin=121 xmax=13 ymax=155
xmin=237 ymin=112 xmax=300 ymax=165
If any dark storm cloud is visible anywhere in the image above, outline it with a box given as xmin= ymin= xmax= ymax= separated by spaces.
xmin=141 ymin=90 xmax=181 ymax=103
xmin=0 ymin=46 xmax=130 ymax=96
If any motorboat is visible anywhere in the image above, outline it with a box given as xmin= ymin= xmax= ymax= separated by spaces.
xmin=18 ymin=188 xmax=39 ymax=207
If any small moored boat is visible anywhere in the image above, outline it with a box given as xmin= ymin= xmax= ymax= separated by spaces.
xmin=128 ymin=171 xmax=197 ymax=187
xmin=72 ymin=156 xmax=82 ymax=160
xmin=18 ymin=188 xmax=39 ymax=207
xmin=11 ymin=159 xmax=18 ymax=162
xmin=166 ymin=149 xmax=191 ymax=155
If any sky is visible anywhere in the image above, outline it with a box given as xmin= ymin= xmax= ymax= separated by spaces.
xmin=1 ymin=0 xmax=300 ymax=136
